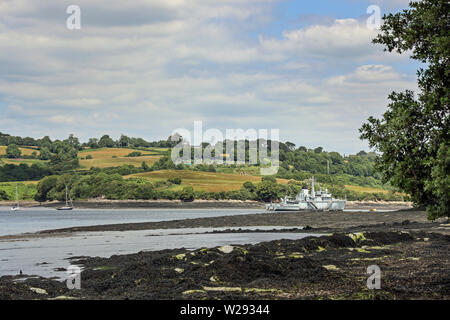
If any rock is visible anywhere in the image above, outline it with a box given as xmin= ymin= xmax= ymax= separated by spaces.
xmin=29 ymin=287 xmax=48 ymax=295
xmin=322 ymin=265 xmax=339 ymax=271
xmin=218 ymin=245 xmax=234 ymax=254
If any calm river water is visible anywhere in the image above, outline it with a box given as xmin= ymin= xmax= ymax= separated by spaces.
xmin=0 ymin=207 xmax=315 ymax=278
xmin=0 ymin=207 xmax=264 ymax=236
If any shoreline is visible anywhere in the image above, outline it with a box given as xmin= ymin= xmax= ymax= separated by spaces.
xmin=0 ymin=199 xmax=413 ymax=210
xmin=0 ymin=209 xmax=448 ymax=300
xmin=1 ymin=208 xmax=442 ymax=239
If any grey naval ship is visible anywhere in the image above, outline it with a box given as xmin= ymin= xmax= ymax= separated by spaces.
xmin=266 ymin=176 xmax=346 ymax=211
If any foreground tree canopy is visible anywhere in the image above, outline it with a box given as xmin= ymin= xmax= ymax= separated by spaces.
xmin=360 ymin=0 xmax=449 ymax=219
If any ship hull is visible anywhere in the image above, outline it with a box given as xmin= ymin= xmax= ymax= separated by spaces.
xmin=57 ymin=207 xmax=73 ymax=211
xmin=266 ymin=176 xmax=346 ymax=212
xmin=267 ymin=200 xmax=346 ymax=212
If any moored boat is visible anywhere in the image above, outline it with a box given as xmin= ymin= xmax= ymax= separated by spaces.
xmin=11 ymin=184 xmax=20 ymax=211
xmin=57 ymin=185 xmax=73 ymax=211
xmin=266 ymin=176 xmax=346 ymax=212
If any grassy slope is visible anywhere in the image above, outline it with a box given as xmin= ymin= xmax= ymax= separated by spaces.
xmin=0 ymin=146 xmax=397 ymax=197
xmin=78 ymin=148 xmax=163 ymax=169
xmin=344 ymin=184 xmax=406 ymax=195
xmin=0 ymin=158 xmax=48 ymax=166
xmin=127 ymin=169 xmax=290 ymax=192
xmin=0 ymin=146 xmax=46 ymax=166
xmin=345 ymin=185 xmax=390 ymax=194
xmin=0 ymin=146 xmax=41 ymax=157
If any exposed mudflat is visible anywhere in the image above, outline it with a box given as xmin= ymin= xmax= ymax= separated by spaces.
xmin=33 ymin=209 xmax=440 ymax=235
xmin=0 ymin=209 xmax=448 ymax=300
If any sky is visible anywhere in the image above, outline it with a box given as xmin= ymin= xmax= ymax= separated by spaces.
xmin=0 ymin=0 xmax=419 ymax=154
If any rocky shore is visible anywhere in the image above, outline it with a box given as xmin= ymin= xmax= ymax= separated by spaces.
xmin=0 ymin=209 xmax=448 ymax=300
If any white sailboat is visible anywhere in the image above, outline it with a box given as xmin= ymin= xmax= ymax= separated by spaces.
xmin=57 ymin=185 xmax=73 ymax=211
xmin=11 ymin=184 xmax=20 ymax=211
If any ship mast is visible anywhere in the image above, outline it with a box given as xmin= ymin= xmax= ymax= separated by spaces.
xmin=311 ymin=176 xmax=315 ymax=198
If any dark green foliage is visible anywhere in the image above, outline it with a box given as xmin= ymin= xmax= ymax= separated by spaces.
xmin=277 ymin=140 xmax=380 ymax=179
xmin=255 ymin=180 xmax=281 ymax=202
xmin=34 ymin=176 xmax=58 ymax=201
xmin=179 ymin=186 xmax=194 ymax=201
xmin=0 ymin=164 xmax=52 ymax=182
xmin=0 ymin=190 xmax=8 ymax=200
xmin=89 ymin=164 xmax=142 ymax=176
xmin=141 ymin=161 xmax=150 ymax=171
xmin=314 ymin=147 xmax=323 ymax=154
xmin=49 ymin=153 xmax=79 ymax=172
xmin=168 ymin=177 xmax=182 ymax=185
xmin=261 ymin=176 xmax=277 ymax=184
xmin=126 ymin=151 xmax=142 ymax=157
xmin=0 ymin=134 xmax=78 ymax=172
xmin=0 ymin=133 xmax=38 ymax=147
xmin=151 ymin=156 xmax=176 ymax=170
xmin=87 ymin=138 xmax=99 ymax=148
xmin=360 ymin=0 xmax=449 ymax=219
xmin=98 ymin=135 xmax=115 ymax=148
xmin=242 ymin=181 xmax=256 ymax=192
xmin=6 ymin=144 xmax=21 ymax=159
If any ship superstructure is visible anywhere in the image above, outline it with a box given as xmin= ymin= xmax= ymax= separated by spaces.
xmin=266 ymin=176 xmax=346 ymax=211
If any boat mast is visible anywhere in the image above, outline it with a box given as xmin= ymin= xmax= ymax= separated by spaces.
xmin=15 ymin=184 xmax=19 ymax=208
xmin=65 ymin=185 xmax=73 ymax=208
xmin=65 ymin=185 xmax=69 ymax=206
xmin=311 ymin=176 xmax=315 ymax=198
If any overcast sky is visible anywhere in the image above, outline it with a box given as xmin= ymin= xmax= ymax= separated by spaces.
xmin=0 ymin=0 xmax=419 ymax=154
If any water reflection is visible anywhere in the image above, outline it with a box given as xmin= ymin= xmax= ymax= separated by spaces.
xmin=0 ymin=228 xmax=317 ymax=279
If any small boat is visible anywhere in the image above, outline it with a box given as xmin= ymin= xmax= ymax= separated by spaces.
xmin=11 ymin=184 xmax=20 ymax=211
xmin=57 ymin=206 xmax=73 ymax=211
xmin=57 ymin=185 xmax=73 ymax=211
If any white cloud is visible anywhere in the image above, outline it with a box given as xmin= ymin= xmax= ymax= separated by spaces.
xmin=259 ymin=18 xmax=402 ymax=63
xmin=0 ymin=0 xmax=418 ymax=153
xmin=327 ymin=65 xmax=404 ymax=85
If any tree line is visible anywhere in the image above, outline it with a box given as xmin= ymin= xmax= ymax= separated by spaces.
xmin=0 ymin=132 xmax=179 ymax=150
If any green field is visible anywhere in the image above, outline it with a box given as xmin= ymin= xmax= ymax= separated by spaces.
xmin=0 ymin=146 xmax=45 ymax=166
xmin=127 ymin=169 xmax=290 ymax=192
xmin=78 ymin=148 xmax=163 ymax=169
xmin=0 ymin=158 xmax=48 ymax=166
xmin=344 ymin=185 xmax=390 ymax=194
xmin=0 ymin=146 xmax=40 ymax=156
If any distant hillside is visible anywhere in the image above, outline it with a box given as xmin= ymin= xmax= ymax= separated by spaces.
xmin=0 ymin=131 xmax=408 ymax=202
xmin=127 ymin=170 xmax=289 ymax=192
xmin=78 ymin=147 xmax=165 ymax=169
